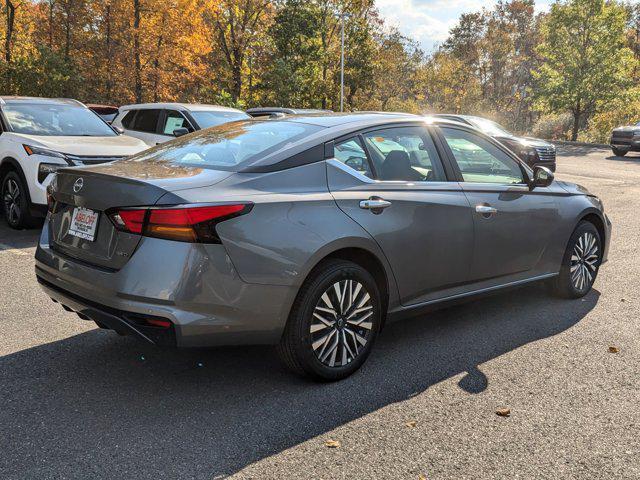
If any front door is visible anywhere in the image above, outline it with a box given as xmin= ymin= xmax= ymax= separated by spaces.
xmin=437 ymin=126 xmax=561 ymax=282
xmin=327 ymin=124 xmax=475 ymax=306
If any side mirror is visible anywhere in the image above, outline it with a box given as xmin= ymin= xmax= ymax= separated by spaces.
xmin=113 ymin=126 xmax=125 ymax=134
xmin=532 ymin=165 xmax=554 ymax=188
xmin=173 ymin=127 xmax=189 ymax=137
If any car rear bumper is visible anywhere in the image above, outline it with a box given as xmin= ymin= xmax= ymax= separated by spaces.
xmin=35 ymin=222 xmax=296 ymax=347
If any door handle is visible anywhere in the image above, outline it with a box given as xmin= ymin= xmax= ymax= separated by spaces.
xmin=359 ymin=198 xmax=392 ymax=212
xmin=475 ymin=204 xmax=498 ymax=216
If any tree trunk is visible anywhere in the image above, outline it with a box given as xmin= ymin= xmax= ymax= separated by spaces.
xmin=105 ymin=4 xmax=113 ymax=102
xmin=5 ymin=0 xmax=15 ymax=63
xmin=231 ymin=63 xmax=242 ymax=101
xmin=571 ymin=110 xmax=581 ymax=141
xmin=48 ymin=0 xmax=54 ymax=49
xmin=5 ymin=0 xmax=15 ymax=91
xmin=133 ymin=0 xmax=142 ymax=103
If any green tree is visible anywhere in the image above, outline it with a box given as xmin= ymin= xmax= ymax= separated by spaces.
xmin=261 ymin=0 xmax=323 ymax=107
xmin=534 ymin=0 xmax=635 ymax=140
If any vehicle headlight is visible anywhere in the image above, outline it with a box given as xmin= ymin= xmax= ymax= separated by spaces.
xmin=38 ymin=163 xmax=63 ymax=183
xmin=23 ymin=144 xmax=68 ymax=160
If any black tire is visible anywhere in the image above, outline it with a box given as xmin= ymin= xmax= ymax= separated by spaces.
xmin=612 ymin=148 xmax=627 ymax=157
xmin=1 ymin=171 xmax=36 ymax=229
xmin=277 ymin=259 xmax=382 ymax=381
xmin=549 ymin=221 xmax=602 ymax=299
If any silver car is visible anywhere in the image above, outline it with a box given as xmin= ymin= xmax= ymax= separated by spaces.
xmin=36 ymin=114 xmax=611 ymax=381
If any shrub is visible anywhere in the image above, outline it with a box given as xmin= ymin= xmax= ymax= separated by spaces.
xmin=530 ymin=113 xmax=574 ymax=140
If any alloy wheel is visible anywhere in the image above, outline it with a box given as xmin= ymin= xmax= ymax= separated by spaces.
xmin=3 ymin=178 xmax=21 ymax=225
xmin=310 ymin=279 xmax=373 ymax=368
xmin=570 ymin=232 xmax=599 ymax=291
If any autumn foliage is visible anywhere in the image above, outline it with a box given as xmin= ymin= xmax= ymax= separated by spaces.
xmin=0 ymin=0 xmax=638 ymax=140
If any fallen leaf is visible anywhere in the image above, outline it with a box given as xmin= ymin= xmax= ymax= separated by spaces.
xmin=609 ymin=346 xmax=619 ymax=353
xmin=496 ymin=408 xmax=511 ymax=417
xmin=418 ymin=475 xmax=427 ymax=480
xmin=405 ymin=421 xmax=417 ymax=428
xmin=324 ymin=440 xmax=341 ymax=449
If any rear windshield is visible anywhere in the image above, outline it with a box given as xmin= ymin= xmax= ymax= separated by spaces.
xmin=3 ymin=103 xmax=116 ymax=136
xmin=190 ymin=110 xmax=250 ymax=129
xmin=124 ymin=120 xmax=322 ymax=171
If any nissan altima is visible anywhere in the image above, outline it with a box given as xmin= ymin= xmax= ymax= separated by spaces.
xmin=35 ymin=113 xmax=611 ymax=381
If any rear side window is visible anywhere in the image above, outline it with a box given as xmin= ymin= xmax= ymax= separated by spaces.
xmin=130 ymin=109 xmax=160 ymax=133
xmin=120 ymin=110 xmax=136 ymax=128
xmin=123 ymin=120 xmax=323 ymax=172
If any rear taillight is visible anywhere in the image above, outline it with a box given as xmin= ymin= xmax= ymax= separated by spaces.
xmin=108 ymin=204 xmax=252 ymax=243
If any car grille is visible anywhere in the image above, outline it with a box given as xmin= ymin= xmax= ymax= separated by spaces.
xmin=66 ymin=154 xmax=127 ymax=165
xmin=534 ymin=146 xmax=556 ymax=163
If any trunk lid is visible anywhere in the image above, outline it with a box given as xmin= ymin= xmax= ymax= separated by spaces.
xmin=48 ymin=163 xmax=232 ymax=269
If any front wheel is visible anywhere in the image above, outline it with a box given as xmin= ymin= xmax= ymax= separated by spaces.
xmin=2 ymin=171 xmax=36 ymax=230
xmin=549 ymin=221 xmax=602 ymax=299
xmin=277 ymin=259 xmax=382 ymax=381
xmin=612 ymin=147 xmax=627 ymax=157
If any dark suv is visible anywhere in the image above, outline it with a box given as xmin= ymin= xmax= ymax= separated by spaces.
xmin=610 ymin=122 xmax=640 ymax=156
xmin=433 ymin=114 xmax=557 ymax=172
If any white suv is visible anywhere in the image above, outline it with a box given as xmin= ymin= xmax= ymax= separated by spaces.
xmin=0 ymin=97 xmax=149 ymax=229
xmin=111 ymin=103 xmax=250 ymax=146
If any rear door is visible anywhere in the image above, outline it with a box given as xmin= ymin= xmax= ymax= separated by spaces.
xmin=327 ymin=124 xmax=475 ymax=307
xmin=436 ymin=125 xmax=561 ymax=281
xmin=122 ymin=109 xmax=163 ymax=146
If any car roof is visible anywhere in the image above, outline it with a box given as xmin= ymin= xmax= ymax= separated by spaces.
xmin=0 ymin=96 xmax=85 ymax=107
xmin=246 ymin=107 xmax=333 ymax=115
xmin=271 ymin=112 xmax=420 ymax=127
xmin=118 ymin=102 xmax=246 ymax=114
xmin=237 ymin=113 xmax=478 ymax=172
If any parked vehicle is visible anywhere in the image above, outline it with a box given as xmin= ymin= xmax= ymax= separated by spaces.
xmin=36 ymin=113 xmax=610 ymax=381
xmin=112 ymin=103 xmax=250 ymax=146
xmin=87 ymin=104 xmax=119 ymax=124
xmin=433 ymin=114 xmax=557 ymax=172
xmin=0 ymin=97 xmax=148 ymax=229
xmin=610 ymin=122 xmax=640 ymax=156
xmin=246 ymin=107 xmax=332 ymax=118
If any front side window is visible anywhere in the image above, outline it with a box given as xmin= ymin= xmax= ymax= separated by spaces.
xmin=131 ymin=109 xmax=161 ymax=133
xmin=363 ymin=126 xmax=445 ymax=182
xmin=120 ymin=120 xmax=322 ymax=172
xmin=3 ymin=103 xmax=116 ymax=136
xmin=440 ymin=127 xmax=524 ymax=184
xmin=163 ymin=110 xmax=194 ymax=135
xmin=334 ymin=137 xmax=372 ymax=178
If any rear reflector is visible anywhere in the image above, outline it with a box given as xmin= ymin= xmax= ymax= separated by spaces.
xmin=108 ymin=204 xmax=252 ymax=243
xmin=145 ymin=318 xmax=172 ymax=328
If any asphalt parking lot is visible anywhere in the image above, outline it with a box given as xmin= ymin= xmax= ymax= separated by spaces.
xmin=1 ymin=146 xmax=639 ymax=480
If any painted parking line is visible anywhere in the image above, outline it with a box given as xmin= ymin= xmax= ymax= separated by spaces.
xmin=0 ymin=242 xmax=33 ymax=256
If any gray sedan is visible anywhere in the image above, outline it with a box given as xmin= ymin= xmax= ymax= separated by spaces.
xmin=35 ymin=113 xmax=611 ymax=381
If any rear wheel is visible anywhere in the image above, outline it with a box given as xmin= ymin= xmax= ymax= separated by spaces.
xmin=277 ymin=259 xmax=382 ymax=381
xmin=2 ymin=171 xmax=36 ymax=229
xmin=612 ymin=147 xmax=627 ymax=157
xmin=549 ymin=221 xmax=602 ymax=299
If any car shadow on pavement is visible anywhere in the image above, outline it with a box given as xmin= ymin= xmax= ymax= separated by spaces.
xmin=1 ymin=284 xmax=599 ymax=479
xmin=0 ymin=222 xmax=41 ymax=250
xmin=605 ymin=154 xmax=640 ymax=162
